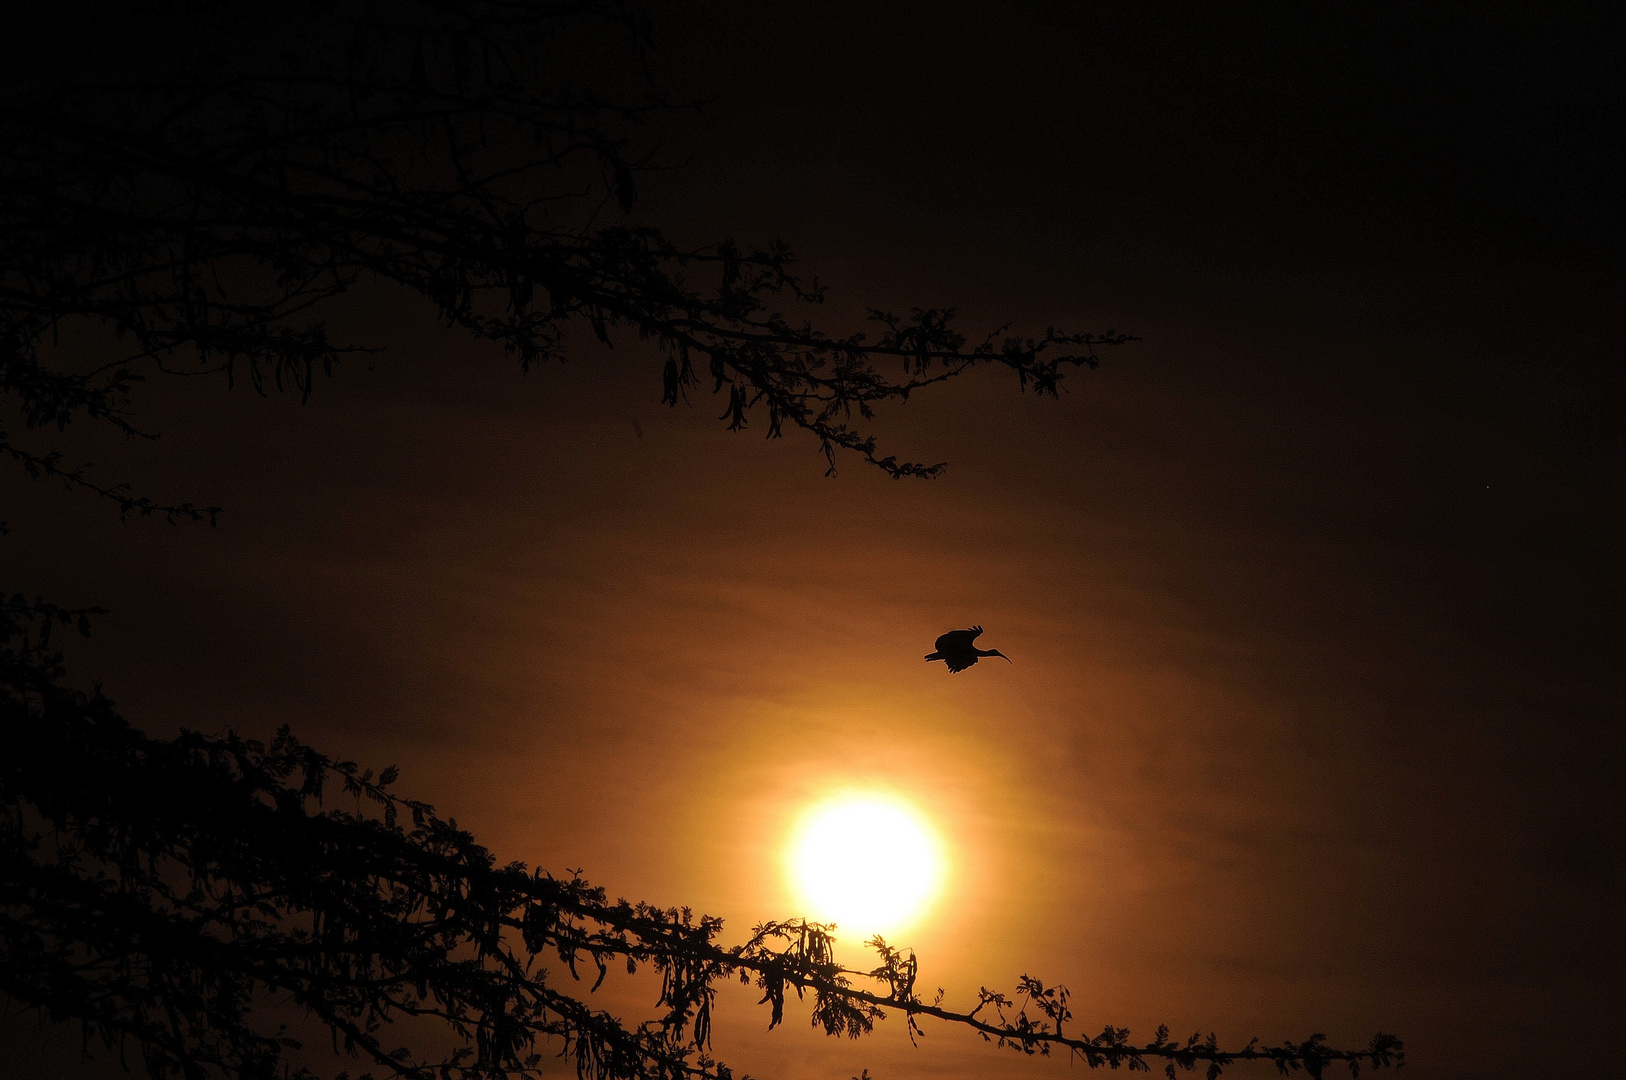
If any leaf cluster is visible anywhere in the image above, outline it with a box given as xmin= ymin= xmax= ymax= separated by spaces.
xmin=0 ymin=0 xmax=1131 ymax=521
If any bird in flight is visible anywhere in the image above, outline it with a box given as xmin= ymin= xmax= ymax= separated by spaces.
xmin=924 ymin=625 xmax=1011 ymax=673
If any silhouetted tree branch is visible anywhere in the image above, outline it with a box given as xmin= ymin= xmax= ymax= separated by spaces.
xmin=1 ymin=601 xmax=1401 ymax=1080
xmin=1 ymin=0 xmax=1131 ymax=515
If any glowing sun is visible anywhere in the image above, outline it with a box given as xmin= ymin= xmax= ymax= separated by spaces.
xmin=787 ymin=792 xmax=945 ymax=937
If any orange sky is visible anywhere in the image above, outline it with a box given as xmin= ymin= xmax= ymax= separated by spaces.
xmin=8 ymin=250 xmax=1619 ymax=1078
xmin=4 ymin=5 xmax=1623 ymax=1079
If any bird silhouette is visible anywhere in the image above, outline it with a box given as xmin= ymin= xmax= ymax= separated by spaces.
xmin=924 ymin=625 xmax=1011 ymax=673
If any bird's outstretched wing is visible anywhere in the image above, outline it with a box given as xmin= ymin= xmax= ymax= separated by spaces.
xmin=934 ymin=626 xmax=980 ymax=653
xmin=944 ymin=656 xmax=975 ymax=674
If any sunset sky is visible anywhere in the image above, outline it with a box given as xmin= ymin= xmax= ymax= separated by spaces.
xmin=4 ymin=5 xmax=1623 ymax=1080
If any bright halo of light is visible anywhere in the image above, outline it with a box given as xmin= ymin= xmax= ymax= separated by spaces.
xmin=787 ymin=792 xmax=945 ymax=937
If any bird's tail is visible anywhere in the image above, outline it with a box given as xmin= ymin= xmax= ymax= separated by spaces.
xmin=924 ymin=652 xmax=942 ymax=662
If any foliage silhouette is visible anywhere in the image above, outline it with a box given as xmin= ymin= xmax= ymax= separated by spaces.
xmin=1 ymin=0 xmax=1129 ymax=513
xmin=1 ymin=2 xmax=1400 ymax=1079
xmin=2 ymin=600 xmax=1402 ymax=1080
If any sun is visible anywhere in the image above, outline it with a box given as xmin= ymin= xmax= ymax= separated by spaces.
xmin=787 ymin=792 xmax=945 ymax=938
